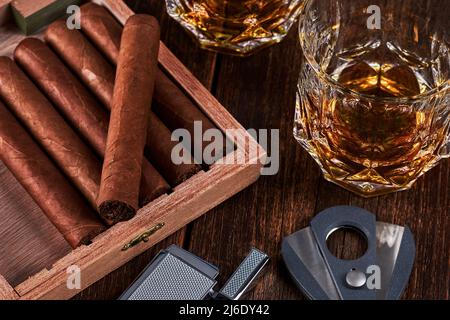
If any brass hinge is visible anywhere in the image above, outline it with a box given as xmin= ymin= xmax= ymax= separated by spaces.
xmin=121 ymin=222 xmax=165 ymax=251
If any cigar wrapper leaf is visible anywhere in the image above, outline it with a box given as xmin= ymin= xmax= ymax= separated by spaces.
xmin=0 ymin=100 xmax=105 ymax=248
xmin=14 ymin=37 xmax=168 ymax=210
xmin=0 ymin=57 xmax=101 ymax=210
xmin=97 ymin=15 xmax=161 ymax=223
xmin=78 ymin=3 xmax=226 ymax=164
xmin=46 ymin=17 xmax=200 ymax=186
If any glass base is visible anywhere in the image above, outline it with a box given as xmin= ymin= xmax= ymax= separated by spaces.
xmin=165 ymin=0 xmax=305 ymax=56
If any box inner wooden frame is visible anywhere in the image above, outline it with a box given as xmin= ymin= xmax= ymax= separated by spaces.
xmin=0 ymin=0 xmax=265 ymax=299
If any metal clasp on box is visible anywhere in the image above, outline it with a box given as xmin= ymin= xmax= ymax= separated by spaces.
xmin=122 ymin=222 xmax=165 ymax=251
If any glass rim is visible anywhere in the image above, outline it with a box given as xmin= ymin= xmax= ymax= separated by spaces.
xmin=298 ymin=2 xmax=450 ymax=104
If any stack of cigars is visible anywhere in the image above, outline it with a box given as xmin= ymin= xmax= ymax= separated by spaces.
xmin=0 ymin=3 xmax=222 ymax=249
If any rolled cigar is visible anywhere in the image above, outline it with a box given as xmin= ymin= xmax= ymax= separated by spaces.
xmin=0 ymin=100 xmax=105 ymax=248
xmin=45 ymin=19 xmax=115 ymax=109
xmin=77 ymin=3 xmax=225 ymax=163
xmin=14 ymin=38 xmax=169 ymax=207
xmin=0 ymin=57 xmax=101 ymax=209
xmin=80 ymin=2 xmax=122 ymax=64
xmin=97 ymin=15 xmax=160 ymax=223
xmin=153 ymin=70 xmax=223 ymax=162
xmin=146 ymin=115 xmax=200 ymax=185
xmin=45 ymin=18 xmax=200 ymax=186
xmin=15 ymin=38 xmax=109 ymax=155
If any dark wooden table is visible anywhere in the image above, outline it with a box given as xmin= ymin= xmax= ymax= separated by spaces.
xmin=75 ymin=0 xmax=449 ymax=300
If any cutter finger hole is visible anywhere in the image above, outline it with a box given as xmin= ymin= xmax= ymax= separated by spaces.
xmin=326 ymin=226 xmax=368 ymax=260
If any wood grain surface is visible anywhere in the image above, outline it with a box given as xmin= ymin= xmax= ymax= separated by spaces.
xmin=0 ymin=275 xmax=18 ymax=299
xmin=0 ymin=162 xmax=71 ymax=286
xmin=69 ymin=0 xmax=447 ymax=300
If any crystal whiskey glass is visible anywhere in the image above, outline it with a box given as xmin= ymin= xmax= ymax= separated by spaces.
xmin=165 ymin=0 xmax=305 ymax=55
xmin=295 ymin=0 xmax=450 ymax=197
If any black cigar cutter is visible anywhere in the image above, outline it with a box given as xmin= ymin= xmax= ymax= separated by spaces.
xmin=282 ymin=206 xmax=416 ymax=300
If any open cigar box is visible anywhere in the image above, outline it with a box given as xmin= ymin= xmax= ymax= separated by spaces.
xmin=0 ymin=0 xmax=265 ymax=300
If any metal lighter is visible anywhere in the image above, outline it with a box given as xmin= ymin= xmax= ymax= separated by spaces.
xmin=119 ymin=245 xmax=269 ymax=300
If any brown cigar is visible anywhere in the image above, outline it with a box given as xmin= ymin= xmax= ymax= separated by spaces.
xmin=14 ymin=38 xmax=169 ymax=206
xmin=45 ymin=19 xmax=200 ymax=186
xmin=45 ymin=19 xmax=115 ymax=109
xmin=146 ymin=115 xmax=200 ymax=185
xmin=0 ymin=100 xmax=105 ymax=248
xmin=80 ymin=2 xmax=122 ymax=64
xmin=0 ymin=57 xmax=101 ymax=209
xmin=15 ymin=38 xmax=109 ymax=155
xmin=153 ymin=70 xmax=224 ymax=162
xmin=78 ymin=3 xmax=224 ymax=163
xmin=97 ymin=15 xmax=160 ymax=223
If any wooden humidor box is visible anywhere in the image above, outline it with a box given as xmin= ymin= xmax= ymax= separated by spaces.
xmin=0 ymin=0 xmax=265 ymax=300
